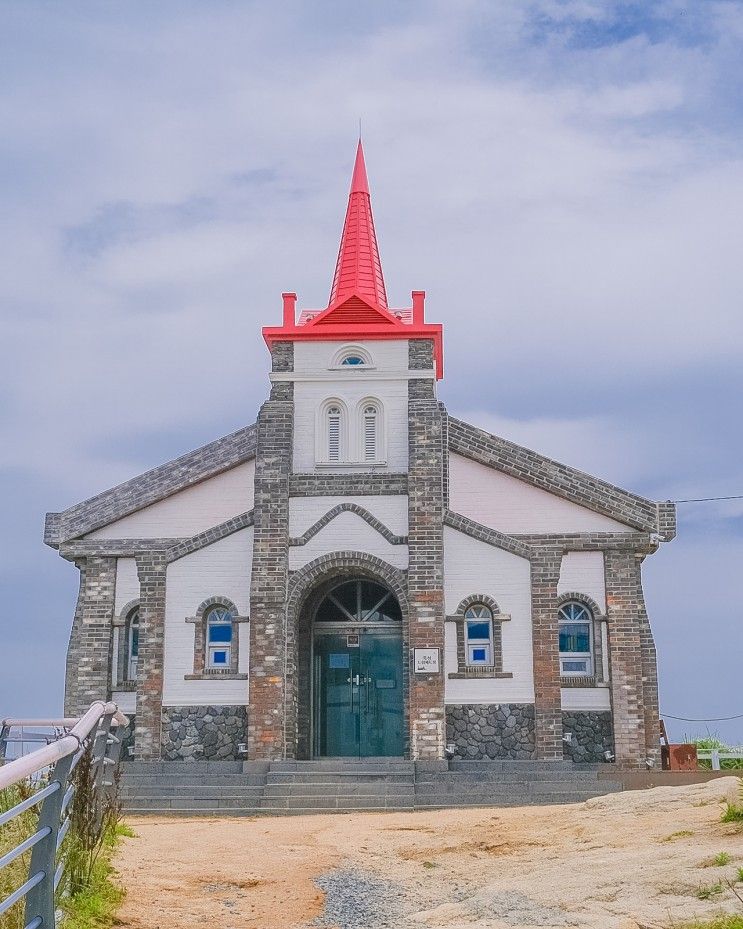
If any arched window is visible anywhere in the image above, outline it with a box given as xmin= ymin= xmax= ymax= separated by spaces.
xmin=362 ymin=404 xmax=379 ymax=462
xmin=206 ymin=606 xmax=233 ymax=669
xmin=331 ymin=345 xmax=373 ymax=368
xmin=327 ymin=405 xmax=342 ymax=461
xmin=464 ymin=604 xmax=494 ymax=666
xmin=125 ymin=607 xmax=139 ymax=682
xmin=558 ymin=601 xmax=593 ymax=676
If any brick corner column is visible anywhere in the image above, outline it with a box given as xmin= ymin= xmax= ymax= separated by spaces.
xmin=134 ymin=551 xmax=168 ymax=760
xmin=248 ymin=342 xmax=293 ymax=760
xmin=530 ymin=544 xmax=564 ymax=761
xmin=407 ymin=339 xmax=446 ymax=760
xmin=64 ymin=556 xmax=116 ymax=716
xmin=605 ymin=549 xmax=654 ymax=767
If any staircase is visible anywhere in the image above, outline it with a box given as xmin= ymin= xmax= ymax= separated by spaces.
xmin=415 ymin=759 xmax=623 ymax=808
xmin=119 ymin=758 xmax=622 ymax=816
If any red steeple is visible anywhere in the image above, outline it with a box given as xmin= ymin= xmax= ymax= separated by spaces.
xmin=328 ymin=140 xmax=388 ymax=310
xmin=263 ymin=139 xmax=444 ymax=378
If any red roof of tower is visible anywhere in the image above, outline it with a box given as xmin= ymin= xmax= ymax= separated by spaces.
xmin=263 ymin=140 xmax=444 ymax=378
xmin=328 ymin=140 xmax=388 ymax=310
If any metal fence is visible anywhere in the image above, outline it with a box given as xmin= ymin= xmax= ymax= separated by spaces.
xmin=698 ymin=749 xmax=743 ymax=770
xmin=0 ymin=702 xmax=128 ymax=929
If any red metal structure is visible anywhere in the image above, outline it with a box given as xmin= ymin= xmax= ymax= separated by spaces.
xmin=263 ymin=139 xmax=444 ymax=378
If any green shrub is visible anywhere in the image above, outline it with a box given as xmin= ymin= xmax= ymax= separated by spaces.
xmin=0 ymin=783 xmax=40 ymax=929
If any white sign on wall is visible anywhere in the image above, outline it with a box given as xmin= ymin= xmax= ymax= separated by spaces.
xmin=413 ymin=648 xmax=440 ymax=674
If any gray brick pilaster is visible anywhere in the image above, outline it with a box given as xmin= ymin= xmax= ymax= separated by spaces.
xmin=134 ymin=552 xmax=167 ymax=759
xmin=530 ymin=545 xmax=563 ymax=760
xmin=605 ymin=550 xmax=653 ymax=766
xmin=407 ymin=339 xmax=446 ymax=760
xmin=63 ymin=557 xmax=116 ymax=715
xmin=248 ymin=342 xmax=293 ymax=760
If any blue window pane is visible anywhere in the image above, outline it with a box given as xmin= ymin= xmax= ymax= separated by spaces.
xmin=211 ymin=650 xmax=228 ymax=665
xmin=208 ymin=623 xmax=232 ymax=643
xmin=130 ymin=628 xmax=139 ymax=656
xmin=471 ymin=648 xmax=487 ymax=663
xmin=341 ymin=356 xmax=364 ymax=365
xmin=562 ymin=660 xmax=588 ymax=673
xmin=467 ymin=621 xmax=491 ymax=641
xmin=559 ymin=622 xmax=590 ymax=653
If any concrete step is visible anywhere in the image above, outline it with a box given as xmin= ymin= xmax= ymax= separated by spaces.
xmin=123 ymin=797 xmax=261 ymax=810
xmin=266 ymin=772 xmax=413 ymax=785
xmin=122 ymin=761 xmax=244 ymax=775
xmin=263 ymin=784 xmax=415 ymax=798
xmin=414 ymin=772 xmax=608 ymax=786
xmin=121 ymin=787 xmax=265 ymax=800
xmin=260 ymin=795 xmax=415 ymax=811
xmin=448 ymin=760 xmax=589 ymax=772
xmin=120 ymin=774 xmax=266 ymax=787
xmin=269 ymin=759 xmax=414 ymax=771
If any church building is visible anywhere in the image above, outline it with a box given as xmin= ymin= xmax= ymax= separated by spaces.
xmin=45 ymin=142 xmax=675 ymax=767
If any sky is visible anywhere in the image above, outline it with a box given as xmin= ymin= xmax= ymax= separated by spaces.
xmin=1 ymin=0 xmax=741 ymax=744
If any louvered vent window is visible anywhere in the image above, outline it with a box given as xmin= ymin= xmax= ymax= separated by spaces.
xmin=363 ymin=405 xmax=378 ymax=461
xmin=328 ymin=406 xmax=341 ymax=461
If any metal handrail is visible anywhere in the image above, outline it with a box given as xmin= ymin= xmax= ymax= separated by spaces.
xmin=0 ymin=701 xmax=129 ymax=929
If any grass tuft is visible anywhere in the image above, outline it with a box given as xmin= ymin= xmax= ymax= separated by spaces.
xmin=663 ymin=830 xmax=695 ymax=842
xmin=695 ymin=882 xmax=724 ymax=900
xmin=676 ymin=917 xmax=743 ymax=929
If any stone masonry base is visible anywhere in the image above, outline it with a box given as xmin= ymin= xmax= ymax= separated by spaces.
xmin=446 ymin=704 xmax=536 ymax=760
xmin=562 ymin=710 xmax=614 ymax=763
xmin=161 ymin=705 xmax=248 ymax=761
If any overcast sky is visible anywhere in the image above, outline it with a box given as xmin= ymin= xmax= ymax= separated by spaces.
xmin=1 ymin=1 xmax=741 ymax=744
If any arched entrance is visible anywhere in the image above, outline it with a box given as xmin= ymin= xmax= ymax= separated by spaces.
xmin=311 ymin=579 xmax=404 ymax=758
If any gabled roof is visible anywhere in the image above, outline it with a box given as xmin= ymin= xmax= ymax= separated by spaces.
xmin=45 ymin=423 xmax=257 ymax=547
xmin=447 ymin=416 xmax=676 ymax=540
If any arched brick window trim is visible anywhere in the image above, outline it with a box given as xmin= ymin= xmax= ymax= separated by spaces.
xmin=112 ymin=599 xmax=140 ymax=689
xmin=185 ymin=595 xmax=249 ymax=680
xmin=556 ymin=591 xmax=607 ymax=686
xmin=447 ymin=593 xmax=512 ymax=679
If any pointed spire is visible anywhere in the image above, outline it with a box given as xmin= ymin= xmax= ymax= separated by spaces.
xmin=328 ymin=139 xmax=388 ymax=309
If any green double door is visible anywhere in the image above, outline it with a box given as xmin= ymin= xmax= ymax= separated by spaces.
xmin=313 ymin=631 xmax=404 ymax=757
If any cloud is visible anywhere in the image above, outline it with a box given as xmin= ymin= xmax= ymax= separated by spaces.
xmin=0 ymin=0 xmax=742 ymax=730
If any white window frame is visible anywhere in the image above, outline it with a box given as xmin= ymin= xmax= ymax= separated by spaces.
xmin=464 ymin=604 xmax=494 ymax=667
xmin=126 ymin=609 xmax=139 ymax=682
xmin=329 ymin=344 xmax=374 ymax=369
xmin=356 ymin=397 xmax=385 ymax=464
xmin=206 ymin=607 xmax=233 ymax=670
xmin=558 ymin=602 xmax=594 ymax=676
xmin=316 ymin=398 xmax=349 ymax=464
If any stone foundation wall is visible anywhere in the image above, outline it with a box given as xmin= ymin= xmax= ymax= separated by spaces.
xmin=161 ymin=706 xmax=248 ymax=760
xmin=562 ymin=711 xmax=614 ymax=763
xmin=446 ymin=704 xmax=536 ymax=760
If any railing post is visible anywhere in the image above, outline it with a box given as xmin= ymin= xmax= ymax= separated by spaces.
xmin=91 ymin=712 xmax=114 ymax=831
xmin=711 ymin=749 xmax=721 ymax=771
xmin=0 ymin=723 xmax=9 ymax=762
xmin=24 ymin=752 xmax=75 ymax=929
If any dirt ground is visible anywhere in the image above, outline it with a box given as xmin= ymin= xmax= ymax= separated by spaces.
xmin=113 ymin=777 xmax=743 ymax=929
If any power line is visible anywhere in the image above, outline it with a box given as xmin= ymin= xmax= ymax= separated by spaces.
xmin=672 ymin=494 xmax=743 ymax=503
xmin=661 ymin=712 xmax=743 ymax=722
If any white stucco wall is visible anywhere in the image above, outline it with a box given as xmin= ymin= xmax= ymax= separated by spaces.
xmin=561 ymin=687 xmax=611 ymax=711
xmin=449 ymin=453 xmax=634 ymax=534
xmin=291 ymin=340 xmax=414 ymax=472
xmin=443 ymin=525 xmax=534 ymax=704
xmin=162 ymin=528 xmax=253 ymax=706
xmin=289 ymin=495 xmax=408 ymax=537
xmin=289 ymin=510 xmax=408 ymax=570
xmin=557 ymin=551 xmax=607 ymax=613
xmin=88 ymin=461 xmax=255 ymax=540
xmin=114 ymin=557 xmax=140 ymax=616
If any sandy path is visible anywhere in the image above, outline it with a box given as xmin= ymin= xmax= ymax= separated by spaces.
xmin=114 ymin=777 xmax=743 ymax=929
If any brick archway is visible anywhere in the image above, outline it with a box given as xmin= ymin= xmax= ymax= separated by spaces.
xmin=285 ymin=551 xmax=409 ymax=760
